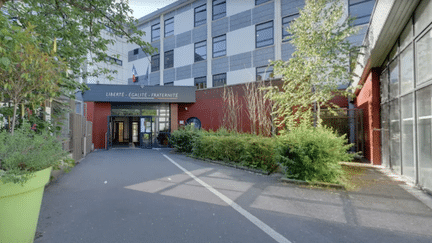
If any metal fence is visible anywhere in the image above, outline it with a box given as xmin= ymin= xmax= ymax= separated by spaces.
xmin=320 ymin=108 xmax=364 ymax=155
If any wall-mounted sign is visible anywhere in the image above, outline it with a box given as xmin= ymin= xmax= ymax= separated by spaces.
xmin=81 ymin=84 xmax=196 ymax=103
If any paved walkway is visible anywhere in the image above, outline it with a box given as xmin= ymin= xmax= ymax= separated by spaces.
xmin=35 ymin=149 xmax=432 ymax=243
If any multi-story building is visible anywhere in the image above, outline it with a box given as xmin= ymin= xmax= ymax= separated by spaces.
xmin=82 ymin=0 xmax=375 ymax=151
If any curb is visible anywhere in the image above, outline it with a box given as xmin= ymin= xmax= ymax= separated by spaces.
xmin=279 ymin=177 xmax=346 ymax=190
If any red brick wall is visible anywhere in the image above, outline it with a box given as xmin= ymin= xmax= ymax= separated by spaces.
xmin=354 ymin=68 xmax=381 ymax=165
xmin=178 ymin=81 xmax=349 ymax=133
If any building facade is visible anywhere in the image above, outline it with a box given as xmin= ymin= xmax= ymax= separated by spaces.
xmin=83 ymin=0 xmax=375 ymax=152
xmin=352 ymin=0 xmax=432 ymax=192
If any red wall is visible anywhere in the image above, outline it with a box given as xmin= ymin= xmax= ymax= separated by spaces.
xmin=178 ymin=81 xmax=349 ymax=133
xmin=86 ymin=102 xmax=111 ymax=149
xmin=354 ymin=68 xmax=381 ymax=165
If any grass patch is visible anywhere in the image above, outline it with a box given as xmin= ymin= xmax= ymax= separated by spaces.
xmin=340 ymin=164 xmax=368 ymax=191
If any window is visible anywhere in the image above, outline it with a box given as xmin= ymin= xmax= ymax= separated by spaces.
xmin=133 ymin=48 xmax=139 ymax=55
xmin=256 ymin=66 xmax=274 ymax=81
xmin=212 ymin=0 xmax=226 ymax=20
xmin=213 ymin=73 xmax=226 ymax=87
xmin=195 ymin=4 xmax=206 ymax=27
xmin=256 ymin=21 xmax=273 ymax=48
xmin=349 ymin=0 xmax=375 ymax=26
xmin=165 ymin=18 xmax=174 ymax=37
xmin=105 ymin=56 xmax=123 ymax=66
xmin=255 ymin=0 xmax=271 ymax=5
xmin=213 ymin=34 xmax=226 ymax=58
xmin=151 ymin=54 xmax=160 ymax=72
xmin=164 ymin=50 xmax=174 ymax=69
xmin=195 ymin=76 xmax=207 ymax=89
xmin=195 ymin=40 xmax=207 ymax=62
xmin=282 ymin=14 xmax=298 ymax=42
xmin=151 ymin=23 xmax=160 ymax=42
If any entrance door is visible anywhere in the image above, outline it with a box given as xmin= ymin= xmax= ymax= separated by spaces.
xmin=140 ymin=116 xmax=153 ymax=148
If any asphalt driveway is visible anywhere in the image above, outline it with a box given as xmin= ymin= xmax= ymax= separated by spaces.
xmin=35 ymin=148 xmax=432 ymax=243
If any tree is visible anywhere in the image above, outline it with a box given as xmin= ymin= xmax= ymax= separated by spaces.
xmin=265 ymin=0 xmax=359 ymax=132
xmin=0 ymin=19 xmax=68 ymax=135
xmin=1 ymin=0 xmax=156 ymax=91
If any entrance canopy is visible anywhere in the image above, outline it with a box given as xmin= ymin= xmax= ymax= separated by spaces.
xmin=81 ymin=84 xmax=196 ymax=103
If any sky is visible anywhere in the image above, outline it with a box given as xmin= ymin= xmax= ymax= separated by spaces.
xmin=128 ymin=0 xmax=178 ymax=19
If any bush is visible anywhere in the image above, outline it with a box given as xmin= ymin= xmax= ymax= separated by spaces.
xmin=169 ymin=124 xmax=202 ymax=153
xmin=277 ymin=125 xmax=354 ymax=184
xmin=193 ymin=130 xmax=278 ymax=173
xmin=0 ymin=122 xmax=68 ymax=184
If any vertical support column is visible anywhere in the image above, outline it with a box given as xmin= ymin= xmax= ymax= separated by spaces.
xmin=370 ymin=68 xmax=381 ymax=165
xmin=207 ymin=0 xmax=213 ymax=88
xmin=160 ymin=14 xmax=165 ymax=86
xmin=170 ymin=103 xmax=179 ymax=132
xmin=274 ymin=0 xmax=282 ymax=61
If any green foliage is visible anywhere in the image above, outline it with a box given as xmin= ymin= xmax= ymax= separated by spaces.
xmin=1 ymin=0 xmax=155 ymax=86
xmin=192 ymin=131 xmax=278 ymax=173
xmin=265 ymin=0 xmax=360 ymax=130
xmin=169 ymin=124 xmax=203 ymax=153
xmin=277 ymin=125 xmax=354 ymax=184
xmin=0 ymin=122 xmax=69 ymax=184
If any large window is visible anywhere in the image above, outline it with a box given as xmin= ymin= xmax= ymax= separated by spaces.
xmin=105 ymin=56 xmax=122 ymax=66
xmin=389 ymin=99 xmax=401 ymax=174
xmin=256 ymin=66 xmax=273 ymax=81
xmin=165 ymin=18 xmax=174 ymax=37
xmin=256 ymin=21 xmax=273 ymax=48
xmin=151 ymin=54 xmax=160 ymax=72
xmin=349 ymin=0 xmax=375 ymax=26
xmin=400 ymin=44 xmax=414 ymax=94
xmin=401 ymin=94 xmax=415 ymax=179
xmin=416 ymin=86 xmax=432 ymax=190
xmin=416 ymin=29 xmax=432 ymax=85
xmin=212 ymin=0 xmax=226 ymax=20
xmin=194 ymin=40 xmax=207 ymax=62
xmin=282 ymin=14 xmax=298 ymax=42
xmin=213 ymin=34 xmax=226 ymax=58
xmin=213 ymin=73 xmax=226 ymax=87
xmin=195 ymin=76 xmax=207 ymax=89
xmin=255 ymin=0 xmax=271 ymax=5
xmin=195 ymin=4 xmax=206 ymax=27
xmin=389 ymin=57 xmax=399 ymax=98
xmin=164 ymin=50 xmax=174 ymax=69
xmin=151 ymin=23 xmax=160 ymax=42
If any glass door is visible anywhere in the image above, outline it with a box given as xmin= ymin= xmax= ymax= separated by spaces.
xmin=140 ymin=116 xmax=153 ymax=148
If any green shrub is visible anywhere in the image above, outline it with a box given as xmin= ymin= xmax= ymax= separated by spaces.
xmin=277 ymin=125 xmax=354 ymax=184
xmin=0 ymin=122 xmax=69 ymax=184
xmin=193 ymin=132 xmax=278 ymax=173
xmin=242 ymin=137 xmax=278 ymax=172
xmin=169 ymin=124 xmax=202 ymax=153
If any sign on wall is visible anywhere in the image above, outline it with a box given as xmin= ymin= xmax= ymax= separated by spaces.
xmin=81 ymin=84 xmax=196 ymax=103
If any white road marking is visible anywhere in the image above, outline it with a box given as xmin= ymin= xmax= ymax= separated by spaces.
xmin=162 ymin=154 xmax=291 ymax=243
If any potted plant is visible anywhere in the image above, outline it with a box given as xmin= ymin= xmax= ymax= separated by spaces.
xmin=0 ymin=121 xmax=69 ymax=242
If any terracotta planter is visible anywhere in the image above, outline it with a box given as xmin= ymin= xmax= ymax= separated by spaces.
xmin=0 ymin=167 xmax=52 ymax=243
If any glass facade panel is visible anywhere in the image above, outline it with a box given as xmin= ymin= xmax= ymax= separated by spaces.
xmin=401 ymin=94 xmax=415 ymax=178
xmin=400 ymin=44 xmax=414 ymax=94
xmin=213 ymin=73 xmax=226 ymax=87
xmin=390 ymin=100 xmax=401 ymax=174
xmin=389 ymin=58 xmax=399 ymax=98
xmin=151 ymin=54 xmax=160 ymax=72
xmin=380 ymin=69 xmax=389 ymax=103
xmin=400 ymin=19 xmax=413 ymax=50
xmin=414 ymin=0 xmax=432 ymax=36
xmin=213 ymin=35 xmax=226 ymax=58
xmin=164 ymin=50 xmax=174 ymax=69
xmin=381 ymin=104 xmax=390 ymax=167
xmin=282 ymin=14 xmax=298 ymax=42
xmin=212 ymin=0 xmax=226 ymax=20
xmin=417 ymin=85 xmax=432 ymax=190
xmin=151 ymin=23 xmax=160 ymax=42
xmin=416 ymin=29 xmax=432 ymax=85
xmin=165 ymin=18 xmax=174 ymax=37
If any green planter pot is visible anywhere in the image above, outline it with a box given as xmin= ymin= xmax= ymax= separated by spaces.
xmin=0 ymin=167 xmax=52 ymax=243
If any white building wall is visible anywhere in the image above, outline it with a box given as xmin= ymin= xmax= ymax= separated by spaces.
xmin=227 ymin=67 xmax=256 ymax=85
xmin=226 ymin=0 xmax=255 ymax=17
xmin=226 ymin=25 xmax=255 ymax=56
xmin=174 ymin=8 xmax=194 ymax=35
xmin=174 ymin=44 xmax=194 ymax=68
xmin=174 ymin=78 xmax=194 ymax=86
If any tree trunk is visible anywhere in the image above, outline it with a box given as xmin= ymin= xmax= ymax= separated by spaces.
xmin=11 ymin=101 xmax=17 ymax=135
